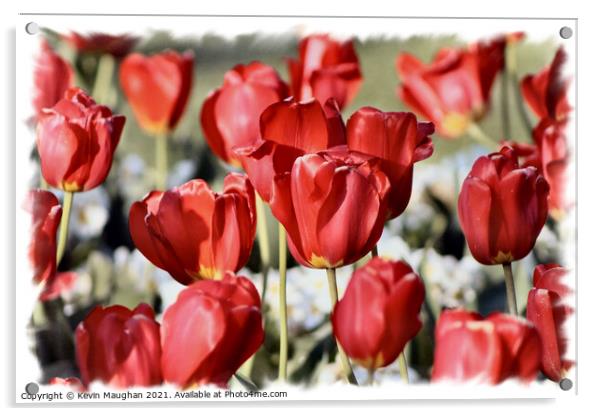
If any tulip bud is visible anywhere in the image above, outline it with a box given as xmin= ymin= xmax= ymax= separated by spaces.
xmin=288 ymin=34 xmax=362 ymax=110
xmin=458 ymin=146 xmax=549 ymax=265
xmin=75 ymin=304 xmax=162 ymax=388
xmin=161 ymin=272 xmax=264 ymax=388
xmin=332 ymin=257 xmax=425 ymax=369
xmin=396 ymin=36 xmax=506 ymax=138
xmin=200 ymin=61 xmax=289 ymax=165
xmin=432 ymin=309 xmax=541 ymax=384
xmin=23 ymin=189 xmax=62 ymax=284
xmin=129 ymin=173 xmax=256 ymax=284
xmin=119 ymin=50 xmax=193 ymax=134
xmin=526 ymin=264 xmax=573 ymax=381
xmin=36 ymin=88 xmax=125 ymax=192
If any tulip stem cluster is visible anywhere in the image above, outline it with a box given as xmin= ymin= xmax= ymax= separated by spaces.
xmin=326 ymin=268 xmax=359 ymax=385
xmin=155 ymin=132 xmax=169 ymax=190
xmin=502 ymin=262 xmax=518 ymax=316
xmin=55 ymin=191 xmax=73 ymax=264
xmin=255 ymin=194 xmax=271 ymax=301
xmin=278 ymin=223 xmax=289 ymax=381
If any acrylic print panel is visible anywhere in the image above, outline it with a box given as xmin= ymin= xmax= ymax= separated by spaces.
xmin=15 ymin=14 xmax=576 ymax=402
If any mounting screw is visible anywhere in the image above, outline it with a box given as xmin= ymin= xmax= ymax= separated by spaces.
xmin=559 ymin=26 xmax=573 ymax=39
xmin=559 ymin=378 xmax=573 ymax=391
xmin=25 ymin=22 xmax=39 ymax=35
xmin=25 ymin=382 xmax=39 ymax=395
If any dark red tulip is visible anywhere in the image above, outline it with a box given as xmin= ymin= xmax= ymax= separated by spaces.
xmin=23 ymin=189 xmax=62 ymax=284
xmin=33 ymin=40 xmax=73 ymax=121
xmin=161 ymin=272 xmax=264 ymax=388
xmin=36 ymin=87 xmax=125 ymax=192
xmin=200 ymin=61 xmax=289 ymax=165
xmin=49 ymin=377 xmax=86 ymax=392
xmin=521 ymin=48 xmax=571 ymax=122
xmin=288 ymin=34 xmax=362 ymax=109
xmin=270 ymin=147 xmax=390 ymax=268
xmin=332 ymin=257 xmax=424 ymax=369
xmin=346 ymin=107 xmax=434 ymax=218
xmin=235 ymin=97 xmax=346 ymax=203
xmin=129 ymin=173 xmax=256 ymax=284
xmin=526 ymin=264 xmax=573 ymax=381
xmin=458 ymin=146 xmax=549 ymax=265
xmin=432 ymin=309 xmax=541 ymax=384
xmin=75 ymin=304 xmax=162 ymax=388
xmin=397 ymin=36 xmax=506 ymax=138
xmin=119 ymin=50 xmax=193 ymax=134
xmin=64 ymin=32 xmax=138 ymax=58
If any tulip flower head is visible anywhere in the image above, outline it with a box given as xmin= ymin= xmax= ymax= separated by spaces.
xmin=36 ymin=87 xmax=125 ymax=192
xmin=120 ymin=50 xmax=193 ymax=135
xmin=75 ymin=304 xmax=162 ymax=388
xmin=288 ymin=34 xmax=362 ymax=109
xmin=332 ymin=257 xmax=425 ymax=369
xmin=397 ymin=36 xmax=506 ymax=138
xmin=32 ymin=40 xmax=73 ymax=120
xmin=432 ymin=309 xmax=541 ymax=384
xmin=161 ymin=272 xmax=264 ymax=388
xmin=200 ymin=61 xmax=289 ymax=165
xmin=526 ymin=264 xmax=573 ymax=381
xmin=64 ymin=32 xmax=138 ymax=58
xmin=458 ymin=146 xmax=549 ymax=265
xmin=23 ymin=189 xmax=62 ymax=284
xmin=129 ymin=173 xmax=256 ymax=284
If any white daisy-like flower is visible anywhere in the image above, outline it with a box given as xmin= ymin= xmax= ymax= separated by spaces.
xmin=69 ymin=187 xmax=110 ymax=239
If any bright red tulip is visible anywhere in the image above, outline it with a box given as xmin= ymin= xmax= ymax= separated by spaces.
xmin=119 ymin=50 xmax=193 ymax=134
xmin=75 ymin=304 xmax=162 ymax=388
xmin=458 ymin=146 xmax=549 ymax=265
xmin=521 ymin=48 xmax=571 ymax=122
xmin=332 ymin=257 xmax=424 ymax=369
xmin=49 ymin=377 xmax=86 ymax=392
xmin=23 ymin=189 xmax=62 ymax=284
xmin=288 ymin=34 xmax=362 ymax=109
xmin=270 ymin=147 xmax=390 ymax=268
xmin=64 ymin=32 xmax=138 ymax=58
xmin=129 ymin=173 xmax=256 ymax=284
xmin=36 ymin=87 xmax=125 ymax=192
xmin=161 ymin=272 xmax=264 ymax=388
xmin=526 ymin=264 xmax=573 ymax=381
xmin=200 ymin=61 xmax=289 ymax=165
xmin=432 ymin=309 xmax=541 ymax=384
xmin=346 ymin=107 xmax=434 ymax=218
xmin=33 ymin=40 xmax=73 ymax=120
xmin=396 ymin=36 xmax=506 ymax=138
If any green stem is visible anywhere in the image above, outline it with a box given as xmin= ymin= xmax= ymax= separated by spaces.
xmin=91 ymin=54 xmax=115 ymax=105
xmin=256 ymin=194 xmax=271 ymax=301
xmin=326 ymin=268 xmax=358 ymax=385
xmin=278 ymin=223 xmax=288 ymax=382
xmin=501 ymin=68 xmax=511 ymax=139
xmin=466 ymin=123 xmax=498 ymax=149
xmin=55 ymin=191 xmax=74 ymax=264
xmin=506 ymin=41 xmax=533 ymax=136
xmin=371 ymin=245 xmax=379 ymax=258
xmin=398 ymin=351 xmax=409 ymax=383
xmin=367 ymin=369 xmax=375 ymax=386
xmin=155 ymin=132 xmax=168 ymax=190
xmin=503 ymin=262 xmax=518 ymax=316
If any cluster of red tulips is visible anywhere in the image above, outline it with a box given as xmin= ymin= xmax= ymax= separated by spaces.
xmin=25 ymin=30 xmax=572 ymax=390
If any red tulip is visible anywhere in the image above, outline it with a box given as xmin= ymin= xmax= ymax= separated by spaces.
xmin=23 ymin=189 xmax=62 ymax=284
xmin=36 ymin=87 xmax=125 ymax=192
xmin=458 ymin=146 xmax=549 ymax=265
xmin=75 ymin=304 xmax=162 ymax=388
xmin=200 ymin=61 xmax=289 ymax=165
xmin=526 ymin=264 xmax=573 ymax=381
xmin=332 ymin=257 xmax=424 ymax=369
xmin=119 ymin=50 xmax=193 ymax=134
xmin=521 ymin=48 xmax=571 ymax=122
xmin=33 ymin=40 xmax=74 ymax=121
xmin=64 ymin=32 xmax=138 ymax=58
xmin=39 ymin=271 xmax=78 ymax=302
xmin=346 ymin=107 xmax=434 ymax=218
xmin=288 ymin=34 xmax=362 ymax=109
xmin=432 ymin=309 xmax=541 ymax=383
xmin=396 ymin=36 xmax=506 ymax=138
xmin=129 ymin=173 xmax=256 ymax=284
xmin=270 ymin=147 xmax=390 ymax=268
xmin=49 ymin=377 xmax=86 ymax=392
xmin=161 ymin=272 xmax=264 ymax=387
xmin=235 ymin=97 xmax=346 ymax=203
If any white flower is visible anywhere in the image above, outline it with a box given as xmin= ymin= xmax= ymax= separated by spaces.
xmin=69 ymin=187 xmax=110 ymax=239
